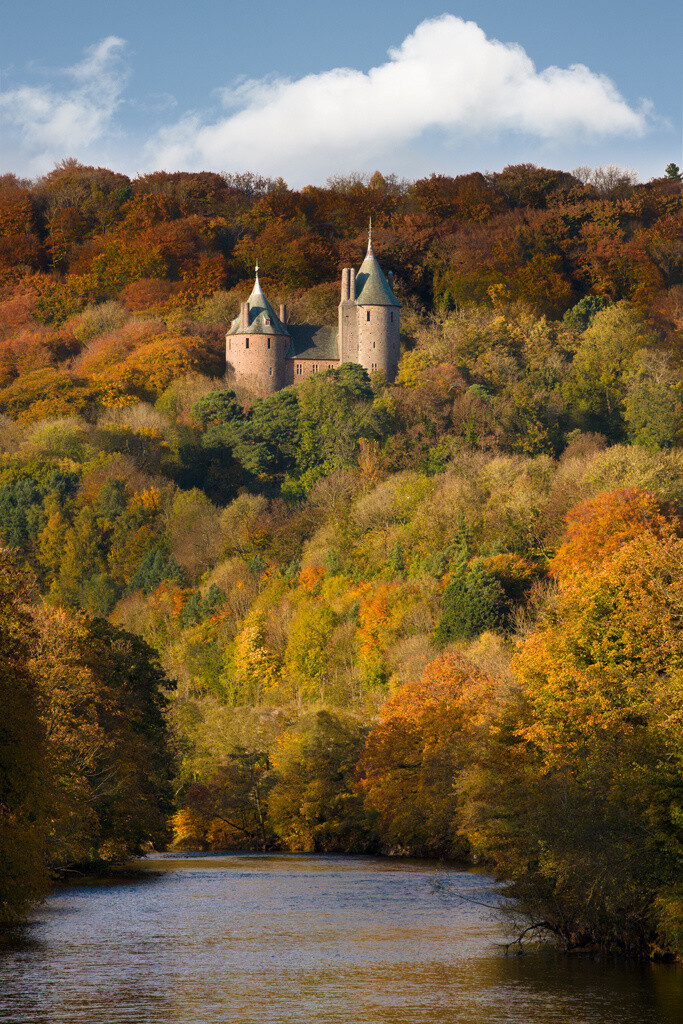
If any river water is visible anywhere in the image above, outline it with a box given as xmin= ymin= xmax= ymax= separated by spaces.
xmin=0 ymin=853 xmax=681 ymax=1024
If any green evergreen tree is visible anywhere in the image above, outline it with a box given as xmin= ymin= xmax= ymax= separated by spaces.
xmin=434 ymin=552 xmax=504 ymax=645
xmin=562 ymin=295 xmax=611 ymax=331
xmin=127 ymin=549 xmax=184 ymax=595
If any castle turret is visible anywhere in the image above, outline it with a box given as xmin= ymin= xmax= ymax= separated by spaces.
xmin=338 ymin=223 xmax=401 ymax=382
xmin=226 ymin=267 xmax=289 ymax=394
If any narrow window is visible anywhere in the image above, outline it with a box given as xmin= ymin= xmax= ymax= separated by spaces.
xmin=246 ymin=338 xmax=249 ymax=349
xmin=269 ymin=368 xmax=272 ymax=376
xmin=373 ymin=341 xmax=375 ymax=349
xmin=267 ymin=338 xmax=271 ymax=349
xmin=228 ymin=340 xmax=231 ymax=351
xmin=366 ymin=310 xmax=371 ymax=321
xmin=391 ymin=312 xmax=394 ymax=323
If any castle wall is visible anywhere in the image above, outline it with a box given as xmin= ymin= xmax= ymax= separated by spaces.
xmin=356 ymin=305 xmax=400 ymax=382
xmin=338 ymin=302 xmax=358 ymax=363
xmin=226 ymin=332 xmax=288 ymax=396
xmin=283 ymin=358 xmax=340 ymax=387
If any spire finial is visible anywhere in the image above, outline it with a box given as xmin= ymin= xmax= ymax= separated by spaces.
xmin=255 ymin=261 xmax=259 ymax=278
xmin=367 ymin=217 xmax=373 ymax=256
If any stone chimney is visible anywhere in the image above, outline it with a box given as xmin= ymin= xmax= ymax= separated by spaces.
xmin=349 ymin=267 xmax=356 ymax=302
xmin=279 ymin=303 xmax=287 ymax=325
xmin=388 ymin=270 xmax=394 ymax=291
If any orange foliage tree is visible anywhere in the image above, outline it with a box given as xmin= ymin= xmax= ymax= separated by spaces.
xmin=360 ymin=652 xmax=498 ymax=858
xmin=463 ymin=488 xmax=683 ymax=956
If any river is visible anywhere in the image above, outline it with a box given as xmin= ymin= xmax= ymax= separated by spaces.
xmin=0 ymin=853 xmax=681 ymax=1023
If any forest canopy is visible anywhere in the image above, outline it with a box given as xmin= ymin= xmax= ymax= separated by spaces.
xmin=2 ymin=160 xmax=683 ymax=957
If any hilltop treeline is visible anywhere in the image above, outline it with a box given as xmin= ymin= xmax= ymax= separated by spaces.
xmin=1 ymin=161 xmax=683 ymax=957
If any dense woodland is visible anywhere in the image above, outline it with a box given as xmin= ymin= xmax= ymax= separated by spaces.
xmin=2 ymin=160 xmax=683 ymax=958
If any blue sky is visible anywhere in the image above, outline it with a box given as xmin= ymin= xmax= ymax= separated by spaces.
xmin=1 ymin=0 xmax=680 ymax=184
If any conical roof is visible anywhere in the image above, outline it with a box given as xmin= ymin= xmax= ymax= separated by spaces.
xmin=354 ymin=227 xmax=400 ymax=307
xmin=226 ymin=268 xmax=289 ymax=336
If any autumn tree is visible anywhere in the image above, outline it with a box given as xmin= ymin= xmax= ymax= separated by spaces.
xmin=463 ymin=489 xmax=683 ymax=956
xmin=569 ymin=302 xmax=658 ymax=435
xmin=268 ymin=710 xmax=372 ymax=853
xmin=33 ymin=611 xmax=174 ymax=865
xmin=175 ymin=750 xmax=275 ymax=851
xmin=360 ymin=653 xmax=497 ymax=858
xmin=0 ymin=554 xmax=49 ymax=923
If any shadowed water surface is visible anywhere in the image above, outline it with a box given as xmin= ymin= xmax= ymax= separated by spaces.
xmin=0 ymin=853 xmax=681 ymax=1023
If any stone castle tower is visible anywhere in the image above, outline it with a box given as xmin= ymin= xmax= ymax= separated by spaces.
xmin=226 ymin=226 xmax=400 ymax=394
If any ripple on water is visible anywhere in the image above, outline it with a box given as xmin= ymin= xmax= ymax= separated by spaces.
xmin=0 ymin=853 xmax=681 ymax=1024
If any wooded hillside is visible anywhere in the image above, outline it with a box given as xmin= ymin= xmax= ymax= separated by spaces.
xmin=2 ymin=160 xmax=683 ymax=957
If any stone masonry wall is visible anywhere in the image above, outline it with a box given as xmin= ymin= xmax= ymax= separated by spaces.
xmin=283 ymin=358 xmax=340 ymax=387
xmin=356 ymin=305 xmax=400 ymax=382
xmin=226 ymin=333 xmax=288 ymax=395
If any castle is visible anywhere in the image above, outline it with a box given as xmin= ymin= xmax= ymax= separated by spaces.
xmin=225 ymin=227 xmax=400 ymax=394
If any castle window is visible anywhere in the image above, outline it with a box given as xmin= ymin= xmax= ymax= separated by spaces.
xmin=312 ymin=364 xmax=318 ymax=373
xmin=366 ymin=311 xmax=371 ymax=321
xmin=296 ymin=363 xmax=302 ymax=375
xmin=373 ymin=341 xmax=375 ymax=349
xmin=228 ymin=341 xmax=231 ymax=351
xmin=246 ymin=338 xmax=249 ymax=349
xmin=269 ymin=368 xmax=272 ymax=376
xmin=391 ymin=312 xmax=394 ymax=322
xmin=265 ymin=318 xmax=271 ymax=326
xmin=267 ymin=338 xmax=271 ymax=349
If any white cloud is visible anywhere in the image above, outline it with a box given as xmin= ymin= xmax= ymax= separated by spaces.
xmin=0 ymin=19 xmax=651 ymax=181
xmin=0 ymin=37 xmax=128 ymax=175
xmin=147 ymin=16 xmax=649 ymax=179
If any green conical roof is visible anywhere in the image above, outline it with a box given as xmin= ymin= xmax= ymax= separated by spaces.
xmin=354 ymin=231 xmax=400 ymax=307
xmin=226 ymin=269 xmax=289 ymax=336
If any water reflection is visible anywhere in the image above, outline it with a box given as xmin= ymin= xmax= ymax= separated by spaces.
xmin=0 ymin=853 xmax=680 ymax=1024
